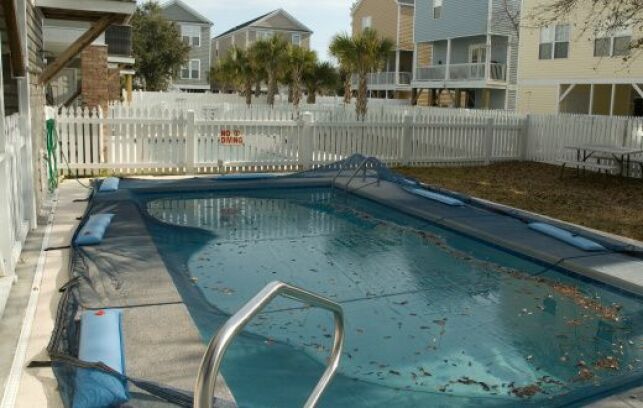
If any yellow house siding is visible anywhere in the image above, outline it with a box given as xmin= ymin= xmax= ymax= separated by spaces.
xmin=417 ymin=43 xmax=432 ymax=67
xmin=517 ymin=85 xmax=558 ymax=114
xmin=399 ymin=5 xmax=414 ymax=51
xmin=519 ymin=0 xmax=643 ymax=82
xmin=351 ymin=0 xmax=398 ymax=43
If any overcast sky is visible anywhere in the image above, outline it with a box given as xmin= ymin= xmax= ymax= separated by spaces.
xmin=175 ymin=0 xmax=352 ymax=62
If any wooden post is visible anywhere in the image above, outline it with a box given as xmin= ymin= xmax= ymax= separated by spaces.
xmin=610 ymin=84 xmax=616 ymax=116
xmin=400 ymin=113 xmax=413 ymax=166
xmin=300 ymin=112 xmax=314 ymax=170
xmin=484 ymin=118 xmax=494 ymax=165
xmin=445 ymin=38 xmax=452 ymax=80
xmin=1 ymin=0 xmax=26 ymax=77
xmin=520 ymin=114 xmax=530 ymax=160
xmin=483 ymin=89 xmax=491 ymax=110
xmin=126 ymin=75 xmax=133 ymax=103
xmin=40 ymin=14 xmax=121 ymax=85
xmin=185 ymin=110 xmax=196 ymax=174
xmin=589 ymin=84 xmax=595 ymax=115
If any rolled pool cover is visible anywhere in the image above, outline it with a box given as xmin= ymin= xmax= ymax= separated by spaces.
xmin=75 ymin=214 xmax=114 ymax=246
xmin=528 ymin=222 xmax=607 ymax=252
xmin=99 ymin=177 xmax=120 ymax=192
xmin=72 ymin=309 xmax=128 ymax=408
xmin=403 ymin=187 xmax=465 ymax=207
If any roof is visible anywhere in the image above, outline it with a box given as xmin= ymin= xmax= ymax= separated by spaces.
xmin=160 ymin=0 xmax=213 ymax=25
xmin=214 ymin=9 xmax=312 ymax=39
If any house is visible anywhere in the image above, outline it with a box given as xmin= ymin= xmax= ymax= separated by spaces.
xmin=411 ymin=0 xmax=521 ymax=109
xmin=212 ymin=9 xmax=313 ymax=70
xmin=517 ymin=0 xmax=643 ymax=116
xmin=161 ymin=0 xmax=213 ymax=92
xmin=351 ymin=0 xmax=416 ymax=100
xmin=43 ymin=21 xmax=135 ymax=107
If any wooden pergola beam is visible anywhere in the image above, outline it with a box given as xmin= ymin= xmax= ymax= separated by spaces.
xmin=1 ymin=0 xmax=26 ymax=77
xmin=39 ymin=13 xmax=121 ymax=85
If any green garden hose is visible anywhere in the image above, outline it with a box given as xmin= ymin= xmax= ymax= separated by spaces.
xmin=46 ymin=118 xmax=58 ymax=192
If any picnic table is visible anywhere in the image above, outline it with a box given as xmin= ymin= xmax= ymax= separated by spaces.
xmin=561 ymin=144 xmax=643 ymax=177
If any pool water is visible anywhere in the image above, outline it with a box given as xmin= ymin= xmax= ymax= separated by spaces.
xmin=144 ymin=188 xmax=643 ymax=407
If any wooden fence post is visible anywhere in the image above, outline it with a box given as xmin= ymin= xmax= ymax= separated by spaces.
xmin=185 ymin=110 xmax=196 ymax=174
xmin=520 ymin=114 xmax=530 ymax=160
xmin=484 ymin=118 xmax=494 ymax=165
xmin=400 ymin=113 xmax=413 ymax=166
xmin=300 ymin=112 xmax=314 ymax=170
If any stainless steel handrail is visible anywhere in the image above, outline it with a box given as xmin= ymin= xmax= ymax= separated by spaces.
xmin=194 ymin=281 xmax=345 ymax=408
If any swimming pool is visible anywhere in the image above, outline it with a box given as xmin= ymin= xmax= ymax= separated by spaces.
xmin=141 ymin=187 xmax=643 ymax=407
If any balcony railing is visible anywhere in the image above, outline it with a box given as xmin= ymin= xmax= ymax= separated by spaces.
xmin=415 ymin=63 xmax=507 ymax=82
xmin=351 ymin=72 xmax=413 ymax=87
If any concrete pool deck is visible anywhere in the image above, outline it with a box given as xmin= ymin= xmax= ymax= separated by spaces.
xmin=0 ymin=176 xmax=641 ymax=407
xmin=0 ymin=180 xmax=235 ymax=408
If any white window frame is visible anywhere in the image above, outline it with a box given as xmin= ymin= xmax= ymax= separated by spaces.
xmin=190 ymin=59 xmax=200 ymax=80
xmin=292 ymin=33 xmax=301 ymax=47
xmin=468 ymin=43 xmax=487 ymax=64
xmin=361 ymin=16 xmax=372 ymax=30
xmin=257 ymin=30 xmax=274 ymax=41
xmin=594 ymin=27 xmax=632 ymax=57
xmin=433 ymin=0 xmax=443 ymax=19
xmin=539 ymin=24 xmax=570 ymax=60
xmin=181 ymin=24 xmax=201 ymax=48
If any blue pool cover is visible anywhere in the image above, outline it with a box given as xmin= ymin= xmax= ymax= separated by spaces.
xmin=144 ymin=187 xmax=643 ymax=407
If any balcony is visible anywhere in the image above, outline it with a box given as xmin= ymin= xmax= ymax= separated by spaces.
xmin=351 ymin=72 xmax=413 ymax=90
xmin=415 ymin=63 xmax=507 ymax=84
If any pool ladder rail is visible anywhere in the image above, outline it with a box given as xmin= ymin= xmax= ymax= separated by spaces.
xmin=331 ymin=156 xmax=382 ymax=193
xmin=194 ymin=281 xmax=345 ymax=408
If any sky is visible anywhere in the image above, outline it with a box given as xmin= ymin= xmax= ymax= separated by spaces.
xmin=176 ymin=0 xmax=352 ymax=62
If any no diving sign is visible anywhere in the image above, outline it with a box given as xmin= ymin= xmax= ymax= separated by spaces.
xmin=219 ymin=129 xmax=244 ymax=146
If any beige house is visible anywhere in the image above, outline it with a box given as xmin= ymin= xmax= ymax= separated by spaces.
xmin=517 ymin=0 xmax=643 ymax=116
xmin=212 ymin=9 xmax=312 ymax=68
xmin=351 ymin=0 xmax=416 ymax=100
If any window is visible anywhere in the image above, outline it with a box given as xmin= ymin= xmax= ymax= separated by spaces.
xmin=433 ymin=0 xmax=443 ymax=19
xmin=292 ymin=33 xmax=301 ymax=47
xmin=594 ymin=28 xmax=632 ymax=57
xmin=181 ymin=25 xmax=201 ymax=47
xmin=181 ymin=59 xmax=200 ymax=80
xmin=257 ymin=30 xmax=273 ymax=40
xmin=190 ymin=59 xmax=200 ymax=79
xmin=539 ymin=24 xmax=569 ymax=59
xmin=361 ymin=16 xmax=372 ymax=30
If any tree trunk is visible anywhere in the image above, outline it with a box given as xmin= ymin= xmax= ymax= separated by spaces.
xmin=244 ymin=81 xmax=253 ymax=106
xmin=292 ymin=74 xmax=301 ymax=109
xmin=288 ymin=86 xmax=293 ymax=103
xmin=255 ymin=81 xmax=261 ymax=97
xmin=343 ymin=76 xmax=352 ymax=104
xmin=307 ymin=91 xmax=316 ymax=104
xmin=267 ymin=73 xmax=276 ymax=106
xmin=356 ymin=74 xmax=368 ymax=120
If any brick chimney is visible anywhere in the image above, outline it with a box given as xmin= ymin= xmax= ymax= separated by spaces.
xmin=81 ymin=45 xmax=109 ymax=111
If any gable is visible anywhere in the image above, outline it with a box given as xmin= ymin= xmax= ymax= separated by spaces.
xmin=252 ymin=10 xmax=312 ymax=33
xmin=161 ymin=1 xmax=211 ymax=25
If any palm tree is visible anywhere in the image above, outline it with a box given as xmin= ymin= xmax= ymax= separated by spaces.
xmin=250 ymin=36 xmax=289 ymax=105
xmin=303 ymin=62 xmax=339 ymax=104
xmin=287 ymin=46 xmax=317 ymax=111
xmin=329 ymin=33 xmax=354 ymax=105
xmin=213 ymin=47 xmax=257 ymax=105
xmin=330 ymin=29 xmax=393 ymax=120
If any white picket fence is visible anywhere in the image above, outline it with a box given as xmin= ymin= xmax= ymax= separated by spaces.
xmin=55 ymin=105 xmax=528 ymax=175
xmin=54 ymin=102 xmax=643 ymax=178
xmin=0 ymin=114 xmax=34 ymax=278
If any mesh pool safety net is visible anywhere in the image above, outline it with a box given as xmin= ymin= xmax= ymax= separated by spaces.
xmin=48 ymin=155 xmax=643 ymax=408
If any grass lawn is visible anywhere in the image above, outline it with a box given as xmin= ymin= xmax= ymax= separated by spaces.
xmin=396 ymin=162 xmax=643 ymax=242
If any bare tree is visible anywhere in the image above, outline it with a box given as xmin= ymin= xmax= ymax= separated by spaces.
xmin=502 ymin=0 xmax=521 ymax=37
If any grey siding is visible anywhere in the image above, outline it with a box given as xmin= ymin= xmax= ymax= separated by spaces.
xmin=162 ymin=4 xmax=208 ymax=24
xmin=490 ymin=0 xmax=520 ymax=37
xmin=173 ymin=24 xmax=211 ymax=88
xmin=415 ymin=0 xmax=488 ymax=42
